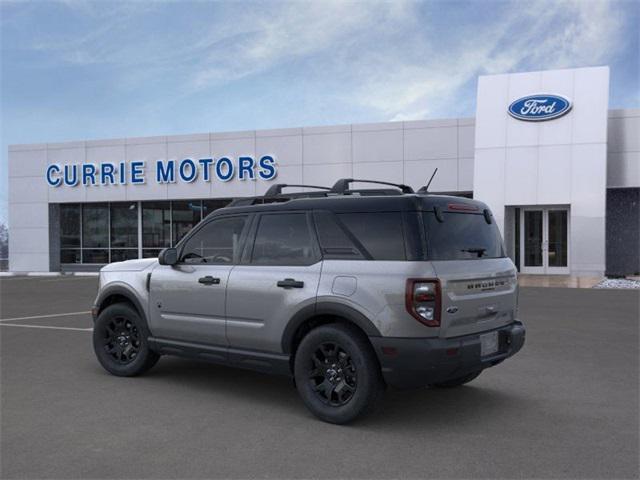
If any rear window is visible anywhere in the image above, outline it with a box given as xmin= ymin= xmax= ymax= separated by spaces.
xmin=423 ymin=212 xmax=505 ymax=260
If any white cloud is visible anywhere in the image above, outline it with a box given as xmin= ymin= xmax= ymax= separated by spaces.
xmin=349 ymin=0 xmax=626 ymax=121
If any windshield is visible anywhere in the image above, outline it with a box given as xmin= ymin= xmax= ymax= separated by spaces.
xmin=423 ymin=211 xmax=505 ymax=260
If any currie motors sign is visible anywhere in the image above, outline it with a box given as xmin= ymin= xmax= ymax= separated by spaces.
xmin=45 ymin=155 xmax=277 ymax=187
xmin=508 ymin=94 xmax=572 ymax=121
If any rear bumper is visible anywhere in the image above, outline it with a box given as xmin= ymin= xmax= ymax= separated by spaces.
xmin=370 ymin=321 xmax=525 ymax=389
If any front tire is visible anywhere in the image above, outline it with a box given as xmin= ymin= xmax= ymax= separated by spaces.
xmin=93 ymin=303 xmax=159 ymax=377
xmin=294 ymin=323 xmax=384 ymax=424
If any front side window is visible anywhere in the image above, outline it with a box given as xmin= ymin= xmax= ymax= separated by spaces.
xmin=423 ymin=212 xmax=505 ymax=260
xmin=251 ymin=214 xmax=317 ymax=266
xmin=180 ymin=216 xmax=247 ymax=264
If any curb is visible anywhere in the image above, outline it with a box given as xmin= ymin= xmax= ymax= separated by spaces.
xmin=0 ymin=272 xmax=99 ymax=277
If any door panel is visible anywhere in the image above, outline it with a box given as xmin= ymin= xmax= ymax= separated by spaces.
xmin=226 ymin=212 xmax=322 ymax=353
xmin=547 ymin=210 xmax=568 ymax=269
xmin=519 ymin=208 xmax=569 ymax=274
xmin=226 ymin=263 xmax=321 ymax=353
xmin=148 ymin=264 xmax=231 ymax=345
xmin=148 ymin=214 xmax=250 ymax=345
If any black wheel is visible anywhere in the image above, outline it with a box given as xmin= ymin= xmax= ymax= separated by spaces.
xmin=432 ymin=370 xmax=482 ymax=388
xmin=294 ymin=323 xmax=384 ymax=424
xmin=93 ymin=303 xmax=159 ymax=377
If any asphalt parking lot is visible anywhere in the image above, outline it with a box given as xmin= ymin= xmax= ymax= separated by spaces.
xmin=1 ymin=276 xmax=638 ymax=479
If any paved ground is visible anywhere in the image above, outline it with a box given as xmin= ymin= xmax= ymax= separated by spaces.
xmin=1 ymin=277 xmax=638 ymax=479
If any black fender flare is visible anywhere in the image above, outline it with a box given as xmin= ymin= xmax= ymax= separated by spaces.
xmin=281 ymin=301 xmax=382 ymax=354
xmin=94 ymin=284 xmax=146 ymax=323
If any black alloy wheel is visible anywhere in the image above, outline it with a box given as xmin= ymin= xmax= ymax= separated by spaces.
xmin=101 ymin=316 xmax=141 ymax=365
xmin=308 ymin=342 xmax=358 ymax=407
xmin=93 ymin=303 xmax=159 ymax=377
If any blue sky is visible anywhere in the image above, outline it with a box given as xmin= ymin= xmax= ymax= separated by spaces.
xmin=1 ymin=0 xmax=638 ymax=225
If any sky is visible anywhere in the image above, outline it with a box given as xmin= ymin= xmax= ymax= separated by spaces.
xmin=1 ymin=0 xmax=638 ymax=225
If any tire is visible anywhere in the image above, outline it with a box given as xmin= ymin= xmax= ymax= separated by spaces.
xmin=93 ymin=303 xmax=160 ymax=377
xmin=294 ymin=323 xmax=384 ymax=424
xmin=432 ymin=370 xmax=482 ymax=388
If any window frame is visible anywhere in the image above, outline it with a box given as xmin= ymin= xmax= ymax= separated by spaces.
xmin=175 ymin=213 xmax=252 ymax=266
xmin=243 ymin=211 xmax=321 ymax=267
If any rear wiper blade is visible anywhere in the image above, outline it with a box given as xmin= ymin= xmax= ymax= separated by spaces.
xmin=461 ymin=247 xmax=487 ymax=257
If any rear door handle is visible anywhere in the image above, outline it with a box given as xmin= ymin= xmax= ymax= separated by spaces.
xmin=198 ymin=276 xmax=220 ymax=285
xmin=277 ymin=278 xmax=304 ymax=289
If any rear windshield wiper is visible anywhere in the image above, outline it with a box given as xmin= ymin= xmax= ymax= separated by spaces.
xmin=461 ymin=247 xmax=487 ymax=257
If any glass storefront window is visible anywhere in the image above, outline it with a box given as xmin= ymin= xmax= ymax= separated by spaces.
xmin=142 ymin=202 xmax=171 ymax=253
xmin=111 ymin=203 xmax=138 ymax=248
xmin=60 ymin=204 xmax=81 ymax=248
xmin=172 ymin=200 xmax=202 ymax=245
xmin=83 ymin=204 xmax=109 ymax=248
xmin=59 ymin=198 xmax=236 ymax=264
xmin=202 ymin=199 xmax=231 ymax=219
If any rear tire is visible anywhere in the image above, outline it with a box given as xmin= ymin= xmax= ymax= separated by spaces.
xmin=93 ymin=303 xmax=159 ymax=377
xmin=432 ymin=370 xmax=482 ymax=388
xmin=294 ymin=323 xmax=384 ymax=424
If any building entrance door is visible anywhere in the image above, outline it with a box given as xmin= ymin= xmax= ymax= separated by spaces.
xmin=519 ymin=208 xmax=569 ymax=274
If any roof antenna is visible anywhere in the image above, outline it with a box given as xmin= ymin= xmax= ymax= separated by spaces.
xmin=419 ymin=168 xmax=438 ymax=193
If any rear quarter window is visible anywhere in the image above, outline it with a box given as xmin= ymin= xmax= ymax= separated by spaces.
xmin=334 ymin=212 xmax=406 ymax=260
xmin=423 ymin=211 xmax=505 ymax=260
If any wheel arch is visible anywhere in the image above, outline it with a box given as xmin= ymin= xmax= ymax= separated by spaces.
xmin=282 ymin=302 xmax=382 ymax=358
xmin=95 ymin=285 xmax=146 ymax=323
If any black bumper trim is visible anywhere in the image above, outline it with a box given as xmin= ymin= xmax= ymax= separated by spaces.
xmin=370 ymin=321 xmax=525 ymax=389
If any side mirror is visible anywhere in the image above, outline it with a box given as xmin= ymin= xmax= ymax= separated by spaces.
xmin=158 ymin=247 xmax=178 ymax=266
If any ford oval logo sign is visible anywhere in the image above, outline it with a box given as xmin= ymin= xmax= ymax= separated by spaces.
xmin=508 ymin=94 xmax=572 ymax=121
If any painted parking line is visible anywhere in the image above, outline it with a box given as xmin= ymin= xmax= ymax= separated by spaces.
xmin=0 ymin=311 xmax=91 ymax=323
xmin=0 ymin=323 xmax=92 ymax=332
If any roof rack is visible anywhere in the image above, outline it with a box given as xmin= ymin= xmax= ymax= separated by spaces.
xmin=331 ymin=178 xmax=414 ymax=194
xmin=264 ymin=183 xmax=331 ymax=197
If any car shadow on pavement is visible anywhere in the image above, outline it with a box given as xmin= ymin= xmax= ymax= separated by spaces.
xmin=109 ymin=356 xmax=526 ymax=428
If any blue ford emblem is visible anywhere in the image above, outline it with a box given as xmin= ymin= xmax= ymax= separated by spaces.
xmin=508 ymin=94 xmax=572 ymax=121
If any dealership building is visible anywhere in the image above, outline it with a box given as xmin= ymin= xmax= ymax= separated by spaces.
xmin=7 ymin=66 xmax=640 ymax=276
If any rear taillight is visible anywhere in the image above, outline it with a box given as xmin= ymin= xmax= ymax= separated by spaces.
xmin=405 ymin=279 xmax=441 ymax=327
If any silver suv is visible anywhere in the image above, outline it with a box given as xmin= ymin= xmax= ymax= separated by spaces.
xmin=92 ymin=179 xmax=525 ymax=424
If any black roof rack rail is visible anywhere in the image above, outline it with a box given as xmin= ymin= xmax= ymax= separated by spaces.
xmin=331 ymin=178 xmax=414 ymax=194
xmin=264 ymin=183 xmax=331 ymax=197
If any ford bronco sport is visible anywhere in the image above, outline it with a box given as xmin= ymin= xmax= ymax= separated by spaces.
xmin=92 ymin=179 xmax=525 ymax=424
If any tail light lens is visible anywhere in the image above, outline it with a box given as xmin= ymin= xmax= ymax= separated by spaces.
xmin=405 ymin=279 xmax=441 ymax=327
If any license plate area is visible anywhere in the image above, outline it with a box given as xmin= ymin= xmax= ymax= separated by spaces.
xmin=480 ymin=331 xmax=499 ymax=357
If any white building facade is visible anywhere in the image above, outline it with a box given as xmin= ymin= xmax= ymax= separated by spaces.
xmin=8 ymin=66 xmax=640 ymax=276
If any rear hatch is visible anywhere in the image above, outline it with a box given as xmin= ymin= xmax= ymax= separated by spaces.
xmin=422 ymin=204 xmax=517 ymax=338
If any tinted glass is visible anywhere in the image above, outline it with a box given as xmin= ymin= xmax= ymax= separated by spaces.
xmin=82 ymin=204 xmax=109 ymax=248
xmin=60 ymin=249 xmax=81 ymax=263
xmin=337 ymin=212 xmax=406 ymax=260
xmin=252 ymin=214 xmax=316 ymax=265
xmin=60 ymin=204 xmax=80 ymax=248
xmin=548 ymin=210 xmax=568 ymax=267
xmin=142 ymin=202 xmax=170 ymax=249
xmin=111 ymin=249 xmax=139 ymax=262
xmin=180 ymin=216 xmax=247 ymax=264
xmin=83 ymin=249 xmax=109 ymax=263
xmin=172 ymin=200 xmax=202 ymax=244
xmin=110 ymin=203 xmax=138 ymax=248
xmin=314 ymin=211 xmax=365 ymax=259
xmin=423 ymin=212 xmax=505 ymax=260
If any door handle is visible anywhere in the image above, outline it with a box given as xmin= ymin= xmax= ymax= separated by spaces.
xmin=198 ymin=276 xmax=220 ymax=285
xmin=277 ymin=278 xmax=304 ymax=289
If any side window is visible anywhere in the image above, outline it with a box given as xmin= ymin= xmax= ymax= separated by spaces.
xmin=251 ymin=213 xmax=318 ymax=266
xmin=314 ymin=211 xmax=366 ymax=260
xmin=337 ymin=212 xmax=406 ymax=260
xmin=180 ymin=216 xmax=247 ymax=264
